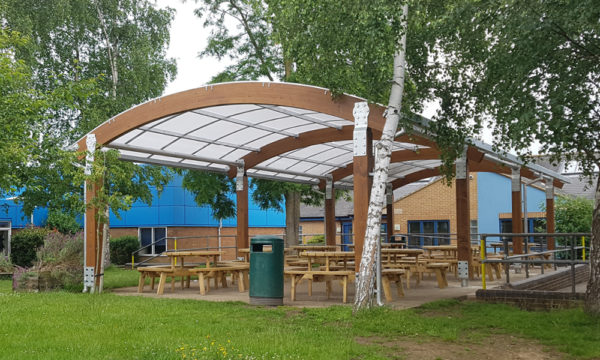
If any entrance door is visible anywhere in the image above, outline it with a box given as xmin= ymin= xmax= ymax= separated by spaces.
xmin=341 ymin=222 xmax=353 ymax=252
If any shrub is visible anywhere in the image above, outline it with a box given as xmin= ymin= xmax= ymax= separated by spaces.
xmin=110 ymin=235 xmax=139 ymax=265
xmin=0 ymin=255 xmax=12 ymax=272
xmin=10 ymin=228 xmax=49 ymax=267
xmin=45 ymin=210 xmax=81 ymax=235
xmin=307 ymin=235 xmax=325 ymax=244
xmin=34 ymin=231 xmax=84 ymax=291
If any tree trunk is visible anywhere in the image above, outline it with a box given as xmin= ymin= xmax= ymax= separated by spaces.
xmin=584 ymin=178 xmax=600 ymax=316
xmin=285 ymin=191 xmax=301 ymax=248
xmin=353 ymin=4 xmax=409 ymax=312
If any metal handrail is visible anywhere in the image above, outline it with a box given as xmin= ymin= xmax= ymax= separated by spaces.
xmin=130 ymin=234 xmax=239 ymax=269
xmin=480 ymin=232 xmax=591 ymax=294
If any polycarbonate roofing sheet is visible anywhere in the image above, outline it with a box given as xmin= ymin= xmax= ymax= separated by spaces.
xmin=107 ymin=102 xmax=437 ymax=186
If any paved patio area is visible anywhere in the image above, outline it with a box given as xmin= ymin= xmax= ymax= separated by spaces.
xmin=112 ymin=266 xmax=580 ymax=309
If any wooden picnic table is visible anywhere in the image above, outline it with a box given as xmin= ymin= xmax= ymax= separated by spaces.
xmin=299 ymin=250 xmax=355 ymax=271
xmin=422 ymin=245 xmax=457 ymax=259
xmin=292 ymin=245 xmax=337 ymax=253
xmin=381 ymin=242 xmax=406 ymax=249
xmin=286 ymin=250 xmax=355 ymax=303
xmin=138 ymin=250 xmax=224 ymax=295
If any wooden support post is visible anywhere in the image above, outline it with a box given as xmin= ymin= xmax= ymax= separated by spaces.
xmin=352 ymin=103 xmax=373 ymax=271
xmin=236 ymin=164 xmax=249 ymax=250
xmin=511 ymin=168 xmax=523 ymax=254
xmin=386 ymin=183 xmax=394 ymax=242
xmin=324 ymin=178 xmax=336 ymax=246
xmin=84 ymin=179 xmax=99 ymax=289
xmin=545 ymin=179 xmax=555 ymax=250
xmin=455 ymin=149 xmax=471 ymax=285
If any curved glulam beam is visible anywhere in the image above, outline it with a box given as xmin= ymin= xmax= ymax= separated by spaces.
xmin=75 ymin=82 xmax=387 ymax=152
xmin=319 ymin=147 xmax=441 ymax=189
xmin=228 ymin=126 xmax=354 ymax=177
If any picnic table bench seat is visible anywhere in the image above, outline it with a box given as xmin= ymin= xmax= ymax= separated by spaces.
xmin=188 ymin=264 xmax=249 ymax=295
xmin=381 ymin=269 xmax=405 ymax=302
xmin=284 ymin=269 xmax=354 ymax=303
xmin=137 ymin=266 xmax=195 ymax=295
xmin=424 ymin=262 xmax=450 ymax=289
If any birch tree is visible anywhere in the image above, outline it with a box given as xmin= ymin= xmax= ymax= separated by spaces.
xmin=354 ymin=4 xmax=409 ymax=310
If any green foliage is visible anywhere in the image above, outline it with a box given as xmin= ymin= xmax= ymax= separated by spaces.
xmin=182 ymin=171 xmax=236 ymax=220
xmin=250 ymin=178 xmax=323 ymax=212
xmin=34 ymin=231 xmax=84 ymax=291
xmin=110 ymin=236 xmax=139 ymax=265
xmin=194 ymin=0 xmax=282 ymax=82
xmin=554 ymin=196 xmax=594 ymax=233
xmin=0 ymin=255 xmax=12 ymax=273
xmin=10 ymin=228 xmax=49 ymax=267
xmin=419 ymin=0 xmax=600 ymax=177
xmin=71 ymin=149 xmax=173 ymax=225
xmin=45 ymin=209 xmax=81 ymax=235
xmin=0 ymin=0 xmax=177 ymax=219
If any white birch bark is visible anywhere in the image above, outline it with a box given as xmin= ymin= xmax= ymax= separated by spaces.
xmin=353 ymin=4 xmax=409 ymax=312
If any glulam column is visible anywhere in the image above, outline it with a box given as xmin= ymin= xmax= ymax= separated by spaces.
xmin=511 ymin=167 xmax=524 ymax=254
xmin=236 ymin=164 xmax=249 ymax=250
xmin=324 ymin=178 xmax=336 ymax=246
xmin=455 ymin=148 xmax=471 ymax=286
xmin=352 ymin=102 xmax=373 ymax=271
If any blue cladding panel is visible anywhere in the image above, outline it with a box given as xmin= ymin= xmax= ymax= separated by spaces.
xmin=158 ymin=186 xmax=185 ymax=206
xmin=477 ymin=172 xmax=548 ymax=235
xmin=1 ymin=173 xmax=286 ymax=229
xmin=158 ymin=206 xmax=185 ymax=225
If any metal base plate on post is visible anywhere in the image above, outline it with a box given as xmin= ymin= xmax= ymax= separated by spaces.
xmin=84 ymin=266 xmax=95 ymax=289
xmin=458 ymin=261 xmax=469 ymax=287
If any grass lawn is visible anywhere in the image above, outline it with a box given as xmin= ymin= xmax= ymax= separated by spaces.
xmin=0 ymin=268 xmax=599 ymax=359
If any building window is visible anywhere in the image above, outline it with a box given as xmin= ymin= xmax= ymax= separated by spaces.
xmin=0 ymin=221 xmax=10 ymax=256
xmin=139 ymin=227 xmax=167 ymax=255
xmin=298 ymin=225 xmax=303 ymax=244
xmin=470 ymin=220 xmax=479 ymax=242
xmin=499 ymin=218 xmax=545 ymax=243
xmin=407 ymin=220 xmax=450 ymax=247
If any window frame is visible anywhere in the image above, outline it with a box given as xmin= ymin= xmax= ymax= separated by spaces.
xmin=138 ymin=227 xmax=168 ymax=255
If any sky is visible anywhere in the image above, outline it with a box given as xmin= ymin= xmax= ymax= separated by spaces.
xmin=154 ymin=0 xmax=233 ymax=96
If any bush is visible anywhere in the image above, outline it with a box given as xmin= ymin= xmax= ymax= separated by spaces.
xmin=10 ymin=228 xmax=49 ymax=267
xmin=45 ymin=210 xmax=81 ymax=235
xmin=34 ymin=231 xmax=84 ymax=291
xmin=0 ymin=255 xmax=12 ymax=272
xmin=110 ymin=235 xmax=139 ymax=265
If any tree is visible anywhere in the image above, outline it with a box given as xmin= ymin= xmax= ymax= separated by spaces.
xmin=1 ymin=0 xmax=177 ymax=217
xmin=554 ymin=196 xmax=594 ymax=234
xmin=181 ymin=171 xmax=237 ymax=221
xmin=251 ymin=178 xmax=324 ymax=247
xmin=192 ymin=0 xmax=282 ymax=82
xmin=192 ymin=0 xmax=326 ymax=247
xmin=418 ymin=0 xmax=600 ymax=316
xmin=72 ymin=148 xmax=172 ymax=293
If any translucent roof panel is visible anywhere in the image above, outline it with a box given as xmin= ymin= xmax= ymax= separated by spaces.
xmin=106 ymin=101 xmax=445 ymax=187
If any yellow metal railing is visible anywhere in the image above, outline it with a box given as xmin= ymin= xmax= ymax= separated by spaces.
xmin=480 ymin=238 xmax=486 ymax=290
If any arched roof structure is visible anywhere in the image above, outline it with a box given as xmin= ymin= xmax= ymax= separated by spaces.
xmin=75 ymin=81 xmax=568 ymax=190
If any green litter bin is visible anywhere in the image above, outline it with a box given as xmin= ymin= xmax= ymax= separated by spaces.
xmin=249 ymin=236 xmax=284 ymax=306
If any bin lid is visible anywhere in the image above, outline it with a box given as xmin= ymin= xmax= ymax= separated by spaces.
xmin=250 ymin=236 xmax=284 ymax=245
